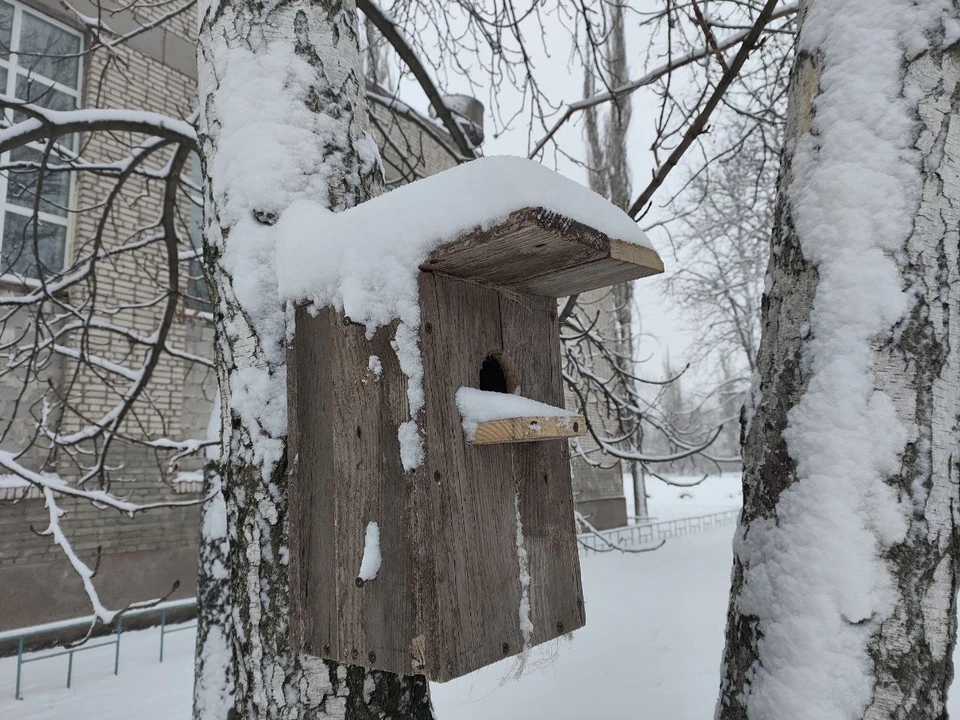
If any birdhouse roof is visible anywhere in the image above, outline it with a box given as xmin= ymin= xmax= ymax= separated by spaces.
xmin=277 ymin=156 xmax=663 ymax=321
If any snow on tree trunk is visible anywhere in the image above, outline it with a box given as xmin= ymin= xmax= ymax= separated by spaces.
xmin=717 ymin=1 xmax=960 ymax=718
xmin=193 ymin=451 xmax=235 ymax=719
xmin=195 ymin=1 xmax=433 ymax=717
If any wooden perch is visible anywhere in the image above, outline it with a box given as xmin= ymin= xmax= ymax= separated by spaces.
xmin=468 ymin=415 xmax=587 ymax=445
xmin=420 ymin=207 xmax=663 ymax=297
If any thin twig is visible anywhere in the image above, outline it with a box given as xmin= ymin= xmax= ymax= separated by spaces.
xmin=627 ymin=0 xmax=782 ymax=218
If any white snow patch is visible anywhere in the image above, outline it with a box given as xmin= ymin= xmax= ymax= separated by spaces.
xmin=368 ymin=355 xmax=383 ymax=378
xmin=455 ymin=387 xmax=575 ymax=421
xmin=204 ymin=389 xmax=221 ymax=462
xmin=397 ymin=421 xmax=423 ymax=472
xmin=0 ymin=473 xmax=33 ymax=488
xmin=513 ymin=492 xmax=533 ymax=676
xmin=357 ymin=521 xmax=382 ymax=584
xmin=173 ymin=470 xmax=204 ymax=484
xmin=193 ymin=624 xmax=232 ymax=719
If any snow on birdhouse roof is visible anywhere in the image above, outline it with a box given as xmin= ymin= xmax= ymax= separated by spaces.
xmin=275 ymin=155 xmax=662 ymax=471
xmin=277 ymin=155 xmax=659 ymax=320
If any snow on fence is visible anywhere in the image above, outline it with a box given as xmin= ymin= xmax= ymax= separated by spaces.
xmin=578 ymin=509 xmax=740 ymax=556
xmin=2 ymin=597 xmax=196 ymax=700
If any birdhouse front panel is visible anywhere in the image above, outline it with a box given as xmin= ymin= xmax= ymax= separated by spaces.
xmin=288 ymin=271 xmax=586 ymax=683
xmin=415 ymin=272 xmax=585 ymax=680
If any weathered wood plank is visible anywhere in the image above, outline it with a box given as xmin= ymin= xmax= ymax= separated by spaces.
xmin=468 ymin=415 xmax=586 ymax=444
xmin=288 ymin=305 xmax=338 ymax=660
xmin=419 ymin=207 xmax=663 ymax=297
xmin=418 ymin=272 xmax=524 ymax=681
xmin=499 ymin=294 xmax=586 ymax=648
xmin=330 ymin=315 xmax=413 ymax=675
xmin=289 ymin=308 xmax=416 ymax=677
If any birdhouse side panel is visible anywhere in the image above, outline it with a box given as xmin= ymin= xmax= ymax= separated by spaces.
xmin=288 ymin=307 xmax=418 ymax=677
xmin=417 ymin=273 xmax=525 ymax=680
xmin=499 ymin=295 xmax=586 ymax=645
xmin=288 ymin=305 xmax=337 ymax=659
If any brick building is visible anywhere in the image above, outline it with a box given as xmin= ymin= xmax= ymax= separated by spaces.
xmin=0 ymin=0 xmax=626 ymax=633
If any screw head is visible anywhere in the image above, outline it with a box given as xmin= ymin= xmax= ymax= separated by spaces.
xmin=368 ymin=650 xmax=377 ymax=664
xmin=556 ymin=621 xmax=565 ymax=634
xmin=501 ymin=642 xmax=510 ymax=655
xmin=425 ymin=322 xmax=433 ymax=334
xmin=351 ymin=648 xmax=359 ymax=660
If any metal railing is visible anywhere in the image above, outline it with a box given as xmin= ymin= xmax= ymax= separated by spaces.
xmin=2 ymin=597 xmax=196 ymax=700
xmin=578 ymin=508 xmax=740 ymax=555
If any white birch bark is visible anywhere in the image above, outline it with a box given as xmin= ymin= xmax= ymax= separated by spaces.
xmin=717 ymin=1 xmax=960 ymax=718
xmin=195 ymin=1 xmax=434 ymax=717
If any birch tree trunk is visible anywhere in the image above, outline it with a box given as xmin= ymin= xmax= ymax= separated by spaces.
xmin=194 ymin=1 xmax=433 ymax=717
xmin=717 ymin=1 xmax=960 ymax=718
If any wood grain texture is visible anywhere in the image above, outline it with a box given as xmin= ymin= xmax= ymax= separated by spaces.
xmin=289 ymin=271 xmax=586 ymax=682
xmin=418 ymin=272 xmax=523 ymax=680
xmin=469 ymin=415 xmax=586 ymax=444
xmin=499 ymin=293 xmax=586 ymax=649
xmin=288 ymin=307 xmax=415 ymax=676
xmin=419 ymin=207 xmax=663 ymax=297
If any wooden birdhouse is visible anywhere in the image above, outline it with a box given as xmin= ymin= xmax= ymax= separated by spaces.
xmin=285 ymin=157 xmax=663 ymax=682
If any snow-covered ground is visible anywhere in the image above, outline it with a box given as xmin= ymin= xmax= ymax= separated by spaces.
xmin=432 ymin=528 xmax=734 ymax=719
xmin=4 ymin=473 xmax=958 ymax=718
xmin=0 ymin=622 xmax=197 ymax=719
xmin=1 ymin=529 xmax=734 ymax=720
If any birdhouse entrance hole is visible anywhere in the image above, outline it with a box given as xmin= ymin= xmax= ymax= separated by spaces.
xmin=479 ymin=351 xmax=518 ymax=394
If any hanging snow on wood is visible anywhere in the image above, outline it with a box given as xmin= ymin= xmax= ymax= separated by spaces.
xmin=356 ymin=521 xmax=381 ymax=586
xmin=456 ymin=388 xmax=578 ymax=442
xmin=456 ymin=387 xmax=575 ymax=423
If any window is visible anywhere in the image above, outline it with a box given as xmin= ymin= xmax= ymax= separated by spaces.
xmin=0 ymin=1 xmax=82 ymax=280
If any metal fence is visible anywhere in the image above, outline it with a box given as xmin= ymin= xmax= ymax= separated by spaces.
xmin=2 ymin=597 xmax=197 ymax=700
xmin=578 ymin=508 xmax=740 ymax=555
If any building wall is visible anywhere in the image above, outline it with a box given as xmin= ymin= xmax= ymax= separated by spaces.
xmin=0 ymin=10 xmax=462 ymax=632
xmin=564 ymin=287 xmax=628 ymax=530
xmin=0 ymin=4 xmax=204 ymax=630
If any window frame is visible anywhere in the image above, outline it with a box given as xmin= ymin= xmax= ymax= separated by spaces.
xmin=0 ymin=0 xmax=83 ymax=284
